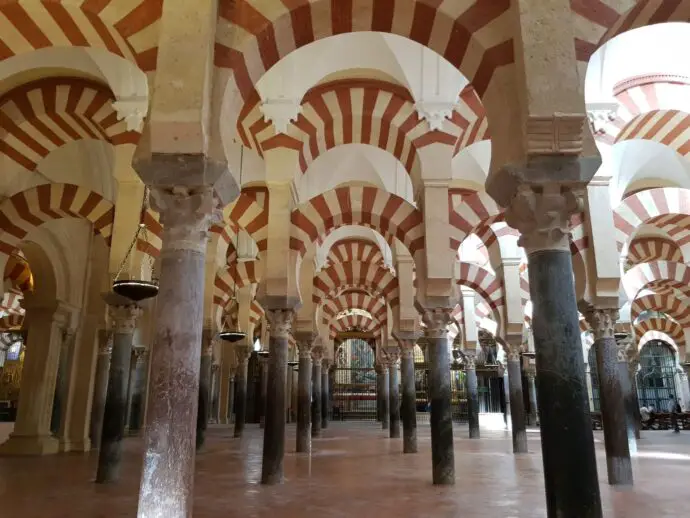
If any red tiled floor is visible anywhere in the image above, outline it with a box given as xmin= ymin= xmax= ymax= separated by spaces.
xmin=0 ymin=421 xmax=688 ymax=517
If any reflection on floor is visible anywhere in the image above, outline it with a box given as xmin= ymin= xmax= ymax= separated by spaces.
xmin=0 ymin=421 xmax=688 ymax=517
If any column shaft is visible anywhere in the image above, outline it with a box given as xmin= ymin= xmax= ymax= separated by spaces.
xmin=401 ymin=353 xmax=417 ymax=452
xmin=311 ymin=359 xmax=322 ymax=438
xmin=196 ymin=349 xmax=213 ymax=449
xmin=233 ymin=359 xmax=249 ymax=437
xmin=296 ymin=354 xmax=312 ymax=453
xmin=227 ymin=376 xmax=235 ymax=424
xmin=376 ymin=368 xmax=383 ymax=421
xmin=594 ymin=334 xmax=633 ymax=485
xmin=381 ymin=366 xmax=390 ymax=430
xmin=90 ymin=332 xmax=111 ymax=449
xmin=261 ymin=329 xmax=289 ymax=485
xmin=428 ymin=334 xmax=455 ymax=484
xmin=96 ymin=305 xmax=140 ymax=483
xmin=259 ymin=358 xmax=268 ymax=429
xmin=466 ymin=364 xmax=480 ymax=439
xmin=507 ymin=357 xmax=528 ymax=453
xmin=389 ymin=362 xmax=401 ymax=438
xmin=529 ymin=250 xmax=601 ymax=517
xmin=321 ymin=363 xmax=329 ymax=429
xmin=527 ymin=373 xmax=538 ymax=425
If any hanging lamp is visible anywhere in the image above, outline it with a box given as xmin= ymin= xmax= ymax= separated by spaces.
xmin=220 ymin=145 xmax=247 ymax=343
xmin=112 ymin=188 xmax=159 ymax=302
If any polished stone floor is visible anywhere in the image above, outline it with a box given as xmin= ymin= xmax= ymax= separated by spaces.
xmin=0 ymin=420 xmax=688 ymax=517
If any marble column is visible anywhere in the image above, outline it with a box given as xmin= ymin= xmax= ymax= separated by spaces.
xmin=260 ymin=306 xmax=295 ymax=485
xmin=419 ymin=306 xmax=455 ymax=485
xmin=311 ymin=347 xmax=323 ymax=438
xmin=465 ymin=354 xmax=480 ymax=439
xmin=259 ymin=354 xmax=269 ymax=429
xmin=504 ymin=343 xmax=528 ymax=453
xmin=51 ymin=329 xmax=75 ymax=436
xmin=227 ymin=374 xmax=235 ymax=424
xmin=96 ymin=303 xmax=142 ymax=483
xmin=616 ymin=334 xmax=637 ymax=454
xmin=127 ymin=347 xmax=148 ymax=435
xmin=527 ymin=368 xmax=538 ymax=426
xmin=135 ymin=182 xmax=226 ymax=517
xmin=627 ymin=351 xmax=642 ymax=440
xmin=210 ymin=364 xmax=220 ymax=423
xmin=584 ymin=308 xmax=633 ymax=486
xmin=321 ymin=359 xmax=331 ymax=429
xmin=196 ymin=331 xmax=214 ymax=450
xmin=380 ymin=362 xmax=390 ymax=430
xmin=504 ymin=182 xmax=602 ymax=516
xmin=233 ymin=345 xmax=251 ymax=438
xmin=397 ymin=336 xmax=418 ymax=453
xmin=90 ymin=330 xmax=112 ymax=449
xmin=285 ymin=361 xmax=294 ymax=423
xmin=387 ymin=349 xmax=401 ymax=439
xmin=375 ymin=364 xmax=384 ymax=422
xmin=294 ymin=334 xmax=313 ymax=453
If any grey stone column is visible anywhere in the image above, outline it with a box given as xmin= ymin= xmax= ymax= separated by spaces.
xmin=386 ymin=349 xmax=401 ymax=439
xmin=210 ymin=363 xmax=220 ymax=424
xmin=294 ymin=333 xmax=313 ymax=453
xmin=227 ymin=374 xmax=235 ymax=424
xmin=311 ymin=347 xmax=323 ymax=438
xmin=134 ymin=180 xmax=231 ymax=517
xmin=397 ymin=337 xmax=418 ymax=453
xmin=51 ymin=329 xmax=75 ymax=436
xmin=285 ymin=360 xmax=294 ymax=423
xmin=90 ymin=330 xmax=112 ymax=449
xmin=616 ymin=335 xmax=637 ymax=454
xmin=127 ymin=347 xmax=148 ymax=435
xmin=96 ymin=303 xmax=142 ymax=483
xmin=196 ymin=332 xmax=213 ymax=450
xmin=380 ymin=362 xmax=390 ymax=430
xmin=260 ymin=305 xmax=296 ymax=485
xmin=584 ymin=307 xmax=633 ymax=486
xmin=526 ymin=367 xmax=538 ymax=426
xmin=233 ymin=345 xmax=251 ymax=438
xmin=418 ymin=305 xmax=455 ymax=485
xmin=259 ymin=355 xmax=269 ymax=429
xmin=505 ymin=343 xmax=528 ymax=453
xmin=321 ymin=359 xmax=331 ymax=429
xmin=499 ymin=178 xmax=603 ymax=517
xmin=627 ymin=352 xmax=641 ymax=440
xmin=375 ymin=364 xmax=384 ymax=421
xmin=465 ymin=354 xmax=480 ymax=439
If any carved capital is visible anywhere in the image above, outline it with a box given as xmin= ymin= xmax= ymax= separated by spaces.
xmin=132 ymin=346 xmax=147 ymax=362
xmin=112 ymin=97 xmax=148 ymax=132
xmin=260 ymin=98 xmax=303 ymax=134
xmin=415 ymin=99 xmax=457 ymax=131
xmin=418 ymin=307 xmax=452 ymax=339
xmin=265 ymin=308 xmax=295 ymax=339
xmin=108 ymin=304 xmax=142 ymax=334
xmin=393 ymin=331 xmax=419 ymax=360
xmin=526 ymin=113 xmax=586 ymax=155
xmin=615 ymin=333 xmax=634 ymax=364
xmin=383 ymin=346 xmax=401 ymax=365
xmin=294 ymin=331 xmax=316 ymax=358
xmin=150 ymin=186 xmax=222 ymax=253
xmin=322 ymin=358 xmax=332 ymax=370
xmin=235 ymin=344 xmax=252 ymax=364
xmin=311 ymin=345 xmax=324 ymax=362
xmin=505 ymin=184 xmax=583 ymax=253
xmin=584 ymin=308 xmax=618 ymax=340
xmin=463 ymin=354 xmax=477 ymax=370
xmin=504 ymin=342 xmax=523 ymax=363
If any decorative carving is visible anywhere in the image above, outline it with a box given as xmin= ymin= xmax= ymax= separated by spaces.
xmin=265 ymin=308 xmax=295 ymax=339
xmin=463 ymin=354 xmax=477 ymax=370
xmin=150 ymin=186 xmax=222 ymax=253
xmin=419 ymin=307 xmax=452 ymax=339
xmin=415 ymin=99 xmax=458 ymax=131
xmin=615 ymin=333 xmax=634 ymax=364
xmin=112 ymin=97 xmax=148 ymax=132
xmin=383 ymin=346 xmax=401 ymax=365
xmin=505 ymin=184 xmax=583 ymax=253
xmin=294 ymin=331 xmax=316 ymax=358
xmin=504 ymin=343 xmax=522 ymax=363
xmin=322 ymin=358 xmax=332 ymax=370
xmin=585 ymin=308 xmax=618 ymax=340
xmin=586 ymin=102 xmax=618 ymax=135
xmin=235 ymin=345 xmax=252 ymax=364
xmin=526 ymin=113 xmax=586 ymax=155
xmin=108 ymin=304 xmax=142 ymax=334
xmin=311 ymin=346 xmax=324 ymax=362
xmin=260 ymin=98 xmax=303 ymax=134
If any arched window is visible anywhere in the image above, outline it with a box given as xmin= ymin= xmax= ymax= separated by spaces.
xmin=588 ymin=346 xmax=600 ymax=412
xmin=636 ymin=340 xmax=679 ymax=411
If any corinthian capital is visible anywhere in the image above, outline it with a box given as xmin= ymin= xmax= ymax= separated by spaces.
xmin=108 ymin=304 xmax=142 ymax=334
xmin=584 ymin=307 xmax=618 ymax=340
xmin=265 ymin=308 xmax=295 ymax=339
xmin=294 ymin=331 xmax=316 ymax=357
xmin=418 ymin=306 xmax=452 ymax=339
xmin=505 ymin=184 xmax=583 ymax=253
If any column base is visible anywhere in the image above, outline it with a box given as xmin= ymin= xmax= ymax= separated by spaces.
xmin=64 ymin=438 xmax=91 ymax=453
xmin=0 ymin=434 xmax=60 ymax=455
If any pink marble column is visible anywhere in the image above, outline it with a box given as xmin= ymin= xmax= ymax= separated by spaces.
xmin=135 ymin=185 xmax=223 ymax=517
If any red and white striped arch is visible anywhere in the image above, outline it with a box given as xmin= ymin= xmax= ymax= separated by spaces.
xmin=320 ymin=292 xmax=387 ymax=327
xmin=613 ymin=110 xmax=690 ymax=155
xmin=313 ymin=261 xmax=399 ymax=308
xmin=216 ymin=187 xmax=269 ymax=259
xmin=448 ymin=189 xmax=502 ymax=250
xmin=329 ymin=313 xmax=381 ymax=338
xmin=0 ymin=183 xmax=114 ymax=275
xmin=622 ymin=260 xmax=690 ymax=300
xmin=637 ymin=330 xmax=682 ymax=354
xmin=249 ymin=299 xmax=264 ymax=327
xmin=628 ymin=236 xmax=683 ymax=267
xmin=0 ymin=78 xmax=140 ymax=172
xmin=634 ymin=317 xmax=685 ymax=348
xmin=0 ymin=1 xmax=161 ymax=72
xmin=4 ymin=253 xmax=32 ymax=293
xmin=455 ymin=262 xmax=504 ymax=329
xmin=453 ymin=86 xmax=491 ymax=156
xmin=325 ymin=239 xmax=386 ymax=268
xmin=213 ymin=260 xmax=263 ymax=310
xmin=216 ymin=0 xmax=515 ymax=134
xmin=291 ymin=186 xmax=424 ymax=257
xmin=240 ymin=81 xmax=461 ymax=175
xmin=135 ymin=209 xmax=163 ymax=258
xmin=631 ymin=292 xmax=690 ymax=326
xmin=0 ymin=290 xmax=23 ymax=316
xmin=614 ymin=187 xmax=690 ymax=259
